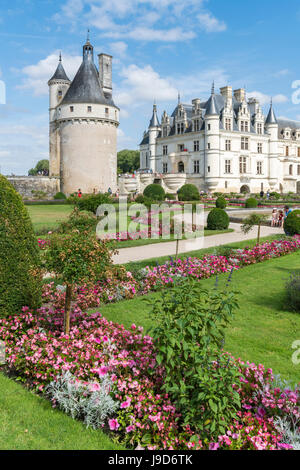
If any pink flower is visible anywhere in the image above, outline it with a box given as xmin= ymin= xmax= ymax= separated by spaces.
xmin=103 ymin=335 xmax=109 ymax=342
xmin=131 ymin=324 xmax=137 ymax=330
xmin=121 ymin=399 xmax=131 ymax=409
xmin=126 ymin=425 xmax=135 ymax=433
xmin=209 ymin=443 xmax=219 ymax=450
xmin=89 ymin=382 xmax=101 ymax=392
xmin=96 ymin=366 xmax=108 ymax=376
xmin=109 ymin=419 xmax=120 ymax=431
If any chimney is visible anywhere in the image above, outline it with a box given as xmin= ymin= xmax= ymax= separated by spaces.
xmin=234 ymin=88 xmax=246 ymax=102
xmin=98 ymin=53 xmax=113 ymax=97
xmin=220 ymin=86 xmax=232 ymax=108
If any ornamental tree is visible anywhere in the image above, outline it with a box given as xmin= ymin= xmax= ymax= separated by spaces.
xmin=241 ymin=213 xmax=269 ymax=245
xmin=46 ymin=230 xmax=116 ymax=334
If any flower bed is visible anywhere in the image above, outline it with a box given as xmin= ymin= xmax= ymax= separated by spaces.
xmin=0 ymin=308 xmax=298 ymax=450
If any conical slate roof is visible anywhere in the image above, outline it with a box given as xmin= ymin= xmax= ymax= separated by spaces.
xmin=265 ymin=102 xmax=277 ymax=125
xmin=205 ymin=84 xmax=218 ymax=116
xmin=149 ymin=104 xmax=160 ymax=127
xmin=49 ymin=61 xmax=70 ymax=83
xmin=61 ymin=54 xmax=107 ymax=105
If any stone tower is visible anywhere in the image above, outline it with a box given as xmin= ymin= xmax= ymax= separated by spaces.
xmin=48 ymin=37 xmax=119 ymax=195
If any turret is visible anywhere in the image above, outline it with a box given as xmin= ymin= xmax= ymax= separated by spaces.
xmin=48 ymin=53 xmax=71 ymax=122
xmin=204 ymin=83 xmax=220 ymax=191
xmin=265 ymin=100 xmax=279 ymax=187
xmin=148 ymin=103 xmax=161 ymax=172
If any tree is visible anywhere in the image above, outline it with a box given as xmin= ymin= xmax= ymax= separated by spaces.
xmin=0 ymin=175 xmax=42 ymax=316
xmin=28 ymin=159 xmax=49 ymax=176
xmin=241 ymin=213 xmax=269 ymax=245
xmin=46 ymin=230 xmax=116 ymax=334
xmin=117 ymin=150 xmax=140 ymax=174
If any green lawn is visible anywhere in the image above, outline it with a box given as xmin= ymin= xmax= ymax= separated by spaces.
xmin=27 ymin=204 xmax=73 ymax=234
xmin=100 ymin=251 xmax=300 ymax=385
xmin=0 ymin=372 xmax=124 ymax=450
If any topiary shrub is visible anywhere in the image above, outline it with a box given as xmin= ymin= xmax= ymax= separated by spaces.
xmin=54 ymin=191 xmax=67 ymax=200
xmin=284 ymin=210 xmax=300 ymax=236
xmin=216 ymin=196 xmax=227 ymax=209
xmin=165 ymin=193 xmax=176 ymax=200
xmin=207 ymin=208 xmax=230 ymax=230
xmin=245 ymin=197 xmax=258 ymax=208
xmin=143 ymin=184 xmax=165 ymax=202
xmin=178 ymin=184 xmax=200 ymax=202
xmin=77 ymin=193 xmax=112 ymax=214
xmin=285 ymin=273 xmax=300 ymax=312
xmin=0 ymin=175 xmax=42 ymax=316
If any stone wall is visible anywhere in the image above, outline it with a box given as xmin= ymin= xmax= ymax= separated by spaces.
xmin=6 ymin=176 xmax=60 ymax=198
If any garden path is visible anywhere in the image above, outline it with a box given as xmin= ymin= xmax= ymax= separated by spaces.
xmin=112 ymin=222 xmax=284 ymax=264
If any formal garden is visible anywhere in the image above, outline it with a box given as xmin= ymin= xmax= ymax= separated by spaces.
xmin=1 ymin=175 xmax=300 ymax=450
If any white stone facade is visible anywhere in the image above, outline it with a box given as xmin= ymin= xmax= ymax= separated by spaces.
xmin=138 ymin=86 xmax=300 ymax=194
xmin=48 ymin=40 xmax=119 ymax=196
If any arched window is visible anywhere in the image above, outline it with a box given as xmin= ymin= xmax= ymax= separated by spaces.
xmin=289 ymin=164 xmax=293 ymax=176
xmin=178 ymin=162 xmax=185 ymax=173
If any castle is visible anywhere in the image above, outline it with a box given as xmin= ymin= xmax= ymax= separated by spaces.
xmin=133 ymin=85 xmax=300 ymax=195
xmin=48 ymin=36 xmax=119 ymax=195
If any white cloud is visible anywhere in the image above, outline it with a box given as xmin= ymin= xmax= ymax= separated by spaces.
xmin=197 ymin=12 xmax=227 ymax=33
xmin=110 ymin=41 xmax=128 ymax=58
xmin=107 ymin=27 xmax=196 ymax=42
xmin=274 ymin=69 xmax=289 ymax=78
xmin=247 ymin=91 xmax=288 ymax=106
xmin=17 ymin=52 xmax=81 ymax=96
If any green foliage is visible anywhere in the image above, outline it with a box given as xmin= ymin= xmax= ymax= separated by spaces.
xmin=178 ymin=184 xmax=200 ymax=202
xmin=134 ymin=195 xmax=145 ymax=204
xmin=77 ymin=193 xmax=113 ymax=214
xmin=0 ymin=175 xmax=42 ymax=316
xmin=143 ymin=184 xmax=165 ymax=202
xmin=31 ymin=190 xmax=48 ymax=200
xmin=59 ymin=208 xmax=97 ymax=234
xmin=285 ymin=273 xmax=300 ymax=312
xmin=150 ymin=278 xmax=240 ymax=437
xmin=284 ymin=210 xmax=300 ymax=235
xmin=270 ymin=192 xmax=281 ymax=200
xmin=207 ymin=208 xmax=229 ymax=230
xmin=215 ymin=196 xmax=227 ymax=209
xmin=28 ymin=159 xmax=49 ymax=176
xmin=245 ymin=197 xmax=258 ymax=208
xmin=241 ymin=213 xmax=269 ymax=245
xmin=117 ymin=150 xmax=140 ymax=174
xmin=165 ymin=193 xmax=176 ymax=200
xmin=54 ymin=192 xmax=67 ymax=200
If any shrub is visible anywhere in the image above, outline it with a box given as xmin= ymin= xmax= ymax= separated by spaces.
xmin=178 ymin=184 xmax=200 ymax=202
xmin=134 ymin=195 xmax=145 ymax=204
xmin=284 ymin=210 xmax=300 ymax=236
xmin=285 ymin=273 xmax=300 ymax=312
xmin=151 ymin=277 xmax=240 ymax=438
xmin=54 ymin=192 xmax=67 ymax=200
xmin=0 ymin=175 xmax=42 ymax=316
xmin=216 ymin=196 xmax=227 ymax=209
xmin=207 ymin=208 xmax=229 ymax=230
xmin=77 ymin=193 xmax=112 ymax=214
xmin=59 ymin=208 xmax=97 ymax=234
xmin=165 ymin=193 xmax=176 ymax=200
xmin=143 ymin=184 xmax=165 ymax=202
xmin=245 ymin=197 xmax=258 ymax=208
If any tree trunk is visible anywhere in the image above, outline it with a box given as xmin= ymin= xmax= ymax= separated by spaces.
xmin=175 ymin=237 xmax=179 ymax=260
xmin=257 ymin=223 xmax=261 ymax=245
xmin=64 ymin=283 xmax=72 ymax=335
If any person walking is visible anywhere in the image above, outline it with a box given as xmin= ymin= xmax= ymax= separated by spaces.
xmin=77 ymin=189 xmax=82 ymax=198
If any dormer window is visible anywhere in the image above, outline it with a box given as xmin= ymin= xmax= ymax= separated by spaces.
xmin=257 ymin=123 xmax=263 ymax=135
xmin=194 ymin=119 xmax=200 ymax=132
xmin=225 ymin=118 xmax=231 ymax=131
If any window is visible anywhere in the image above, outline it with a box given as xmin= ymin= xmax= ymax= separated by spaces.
xmin=241 ymin=121 xmax=249 ymax=132
xmin=286 ymin=146 xmax=289 ymax=157
xmin=178 ymin=144 xmax=184 ymax=152
xmin=163 ymin=145 xmax=168 ymax=156
xmin=225 ymin=118 xmax=231 ymax=131
xmin=241 ymin=137 xmax=249 ymax=150
xmin=298 ymin=147 xmax=300 ymax=158
xmin=163 ymin=163 xmax=168 ymax=173
xmin=194 ymin=160 xmax=200 ymax=174
xmin=105 ymin=108 xmax=109 ymax=115
xmin=163 ymin=126 xmax=168 ymax=137
xmin=298 ymin=165 xmax=300 ymax=175
xmin=194 ymin=119 xmax=200 ymax=132
xmin=58 ymin=90 xmax=62 ymax=99
xmin=207 ymin=143 xmax=211 ymax=150
xmin=207 ymin=166 xmax=211 ymax=173
xmin=239 ymin=156 xmax=247 ymax=174
xmin=207 ymin=124 xmax=211 ymax=131
xmin=87 ymin=106 xmax=92 ymax=112
xmin=145 ymin=152 xmax=149 ymax=168
xmin=225 ymin=160 xmax=231 ymax=174
xmin=257 ymin=161 xmax=263 ymax=175
xmin=178 ymin=161 xmax=185 ymax=173
xmin=70 ymin=106 xmax=74 ymax=112
xmin=257 ymin=123 xmax=263 ymax=135
xmin=289 ymin=164 xmax=293 ymax=175
xmin=177 ymin=123 xmax=184 ymax=134
xmin=225 ymin=140 xmax=231 ymax=151
xmin=257 ymin=143 xmax=263 ymax=154
xmin=194 ymin=140 xmax=199 ymax=152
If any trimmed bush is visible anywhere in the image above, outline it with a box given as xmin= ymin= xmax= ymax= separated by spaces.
xmin=143 ymin=184 xmax=165 ymax=202
xmin=207 ymin=208 xmax=230 ymax=230
xmin=165 ymin=193 xmax=176 ymax=200
xmin=54 ymin=192 xmax=67 ymax=200
xmin=216 ymin=196 xmax=227 ymax=209
xmin=245 ymin=197 xmax=258 ymax=208
xmin=178 ymin=184 xmax=200 ymax=202
xmin=285 ymin=273 xmax=300 ymax=312
xmin=0 ymin=175 xmax=42 ymax=316
xmin=284 ymin=210 xmax=300 ymax=236
xmin=77 ymin=193 xmax=112 ymax=214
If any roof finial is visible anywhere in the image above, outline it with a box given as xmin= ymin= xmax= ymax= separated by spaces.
xmin=211 ymin=81 xmax=215 ymax=95
xmin=87 ymin=28 xmax=90 ymax=43
xmin=59 ymin=51 xmax=62 ymax=62
xmin=178 ymin=92 xmax=181 ymax=104
xmin=270 ymin=97 xmax=273 ymax=106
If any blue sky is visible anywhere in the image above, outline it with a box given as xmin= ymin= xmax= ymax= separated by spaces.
xmin=2 ymin=0 xmax=300 ymax=174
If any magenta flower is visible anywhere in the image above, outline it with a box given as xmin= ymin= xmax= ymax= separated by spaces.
xmin=209 ymin=443 xmax=219 ymax=450
xmin=109 ymin=419 xmax=120 ymax=431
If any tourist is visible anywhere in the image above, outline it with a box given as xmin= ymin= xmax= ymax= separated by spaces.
xmin=77 ymin=189 xmax=82 ymax=198
xmin=271 ymin=208 xmax=278 ymax=227
xmin=278 ymin=210 xmax=284 ymax=228
xmin=260 ymin=190 xmax=264 ymax=198
xmin=284 ymin=205 xmax=292 ymax=219
xmin=108 ymin=187 xmax=112 ymax=195
xmin=266 ymin=190 xmax=270 ymax=200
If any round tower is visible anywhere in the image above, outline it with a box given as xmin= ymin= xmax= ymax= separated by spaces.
xmin=148 ymin=103 xmax=160 ymax=172
xmin=48 ymin=54 xmax=71 ymax=177
xmin=204 ymin=84 xmax=220 ymax=192
xmin=265 ymin=100 xmax=279 ymax=189
xmin=51 ymin=38 xmax=119 ymax=195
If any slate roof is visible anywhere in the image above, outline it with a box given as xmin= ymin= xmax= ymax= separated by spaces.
xmin=49 ymin=61 xmax=70 ymax=83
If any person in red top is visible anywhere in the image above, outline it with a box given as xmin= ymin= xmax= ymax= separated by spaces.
xmin=77 ymin=189 xmax=82 ymax=198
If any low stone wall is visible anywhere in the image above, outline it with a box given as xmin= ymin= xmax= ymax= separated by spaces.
xmin=6 ymin=176 xmax=60 ymax=198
